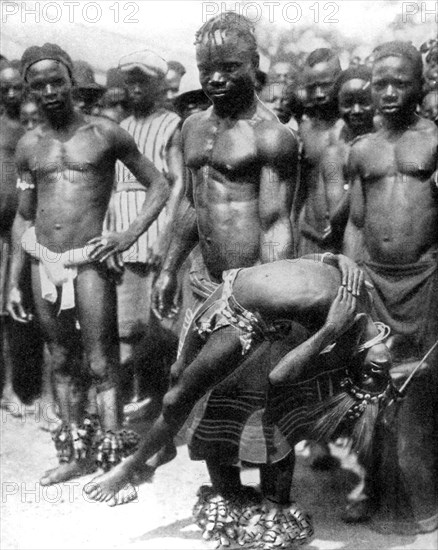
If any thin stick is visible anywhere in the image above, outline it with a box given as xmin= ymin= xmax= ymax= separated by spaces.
xmin=399 ymin=338 xmax=438 ymax=395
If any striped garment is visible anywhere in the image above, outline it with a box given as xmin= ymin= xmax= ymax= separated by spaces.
xmin=114 ymin=108 xmax=180 ymax=263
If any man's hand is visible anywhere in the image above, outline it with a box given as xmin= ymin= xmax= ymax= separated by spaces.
xmin=152 ymin=271 xmax=179 ymax=320
xmin=87 ymin=232 xmax=135 ymax=263
xmin=325 ymin=286 xmax=361 ymax=339
xmin=7 ymin=287 xmax=31 ymax=323
xmin=336 ymin=254 xmax=368 ymax=296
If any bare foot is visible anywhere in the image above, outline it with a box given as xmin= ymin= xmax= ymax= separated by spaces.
xmin=40 ymin=460 xmax=96 ymax=486
xmin=84 ymin=456 xmax=138 ymax=506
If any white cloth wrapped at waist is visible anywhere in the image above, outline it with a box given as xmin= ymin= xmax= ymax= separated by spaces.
xmin=21 ymin=226 xmax=95 ymax=311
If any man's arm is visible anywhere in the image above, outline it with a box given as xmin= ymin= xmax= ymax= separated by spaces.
xmin=343 ymin=146 xmax=366 ymax=261
xmin=259 ymin=125 xmax=298 ymax=262
xmin=7 ymin=138 xmax=37 ymax=322
xmin=89 ymin=123 xmax=170 ymax=261
xmin=152 ymin=185 xmax=199 ymax=319
xmin=321 ymin=144 xmax=349 ymax=246
xmin=269 ymin=286 xmax=359 ymax=385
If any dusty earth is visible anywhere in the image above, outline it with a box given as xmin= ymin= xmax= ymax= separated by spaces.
xmin=1 ymin=404 xmax=436 ymax=550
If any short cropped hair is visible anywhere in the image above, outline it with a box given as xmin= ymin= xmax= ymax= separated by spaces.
xmin=306 ymin=48 xmax=340 ymax=68
xmin=194 ymin=12 xmax=258 ymax=60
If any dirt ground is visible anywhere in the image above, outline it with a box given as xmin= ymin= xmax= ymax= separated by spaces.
xmin=1 ymin=406 xmax=436 ymax=550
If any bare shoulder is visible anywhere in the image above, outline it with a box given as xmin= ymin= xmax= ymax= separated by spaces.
xmin=181 ymin=108 xmax=211 ymax=139
xmin=255 ymin=117 xmax=298 ymax=161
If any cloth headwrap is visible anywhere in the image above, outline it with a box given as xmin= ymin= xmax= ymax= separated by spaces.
xmin=373 ymin=41 xmax=423 ymax=79
xmin=334 ymin=65 xmax=372 ymax=97
xmin=21 ymin=43 xmax=73 ymax=81
xmin=118 ymin=50 xmax=168 ymax=79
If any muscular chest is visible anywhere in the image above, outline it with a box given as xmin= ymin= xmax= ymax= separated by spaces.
xmin=360 ymin=134 xmax=436 ymax=181
xmin=28 ymin=132 xmax=111 ymax=178
xmin=184 ymin=120 xmax=259 ymax=175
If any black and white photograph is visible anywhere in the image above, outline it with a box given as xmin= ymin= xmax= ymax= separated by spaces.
xmin=1 ymin=1 xmax=437 ymax=549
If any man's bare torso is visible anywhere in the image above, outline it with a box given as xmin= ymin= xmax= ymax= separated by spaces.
xmin=19 ymin=115 xmax=117 ymax=251
xmin=351 ymin=117 xmax=438 ymax=264
xmin=183 ymin=102 xmax=289 ymax=280
xmin=299 ymin=117 xmax=344 ymax=233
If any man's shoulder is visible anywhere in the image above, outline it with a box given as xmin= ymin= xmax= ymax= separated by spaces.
xmin=181 ymin=109 xmax=210 ymax=137
xmin=255 ymin=117 xmax=298 ymax=158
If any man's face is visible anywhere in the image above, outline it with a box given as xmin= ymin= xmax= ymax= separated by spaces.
xmin=271 ymin=62 xmax=294 ymax=85
xmin=20 ymin=101 xmax=41 ymax=131
xmin=372 ymin=55 xmax=421 ymax=118
xmin=360 ymin=343 xmax=391 ymax=393
xmin=125 ymin=68 xmax=162 ymax=111
xmin=338 ymin=78 xmax=374 ymax=132
xmin=0 ymin=68 xmax=23 ymax=113
xmin=196 ymin=32 xmax=257 ymax=107
xmin=26 ymin=60 xmax=73 ymax=115
xmin=303 ymin=61 xmax=339 ymax=110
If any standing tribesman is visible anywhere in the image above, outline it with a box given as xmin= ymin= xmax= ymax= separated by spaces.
xmin=111 ymin=50 xmax=184 ymax=411
xmin=294 ymin=48 xmax=344 ymax=255
xmin=6 ymin=43 xmax=170 ymax=486
xmin=147 ymin=11 xmax=298 ymax=518
xmin=345 ymin=41 xmax=438 ymax=532
xmin=322 ymin=65 xmax=375 ymax=262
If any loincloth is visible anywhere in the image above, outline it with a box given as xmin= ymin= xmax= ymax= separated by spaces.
xmin=21 ymin=227 xmax=95 ymax=311
xmin=362 ymin=249 xmax=438 ymax=359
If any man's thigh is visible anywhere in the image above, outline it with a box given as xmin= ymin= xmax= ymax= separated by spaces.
xmin=74 ymin=264 xmax=118 ymax=357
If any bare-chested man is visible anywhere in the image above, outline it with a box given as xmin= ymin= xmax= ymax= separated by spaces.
xmin=345 ymin=41 xmax=438 ymax=533
xmin=322 ymin=65 xmax=375 ymax=263
xmin=294 ymin=48 xmax=344 ymax=255
xmin=6 ymin=43 xmax=170 ymax=486
xmin=87 ymin=13 xmax=298 ymax=510
xmin=0 ymin=66 xmax=26 ymax=406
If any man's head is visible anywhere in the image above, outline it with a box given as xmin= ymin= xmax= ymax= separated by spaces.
xmin=371 ymin=41 xmax=423 ymax=120
xmin=21 ymin=44 xmax=74 ymax=119
xmin=269 ymin=61 xmax=296 ymax=85
xmin=335 ymin=65 xmax=374 ymax=133
xmin=194 ymin=12 xmax=259 ymax=112
xmin=20 ymin=96 xmax=41 ymax=131
xmin=0 ymin=66 xmax=23 ymax=117
xmin=72 ymin=60 xmax=105 ymax=115
xmin=302 ymin=48 xmax=341 ymax=114
xmin=119 ymin=50 xmax=167 ymax=116
xmin=358 ymin=342 xmax=392 ymax=393
xmin=165 ymin=60 xmax=186 ymax=101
